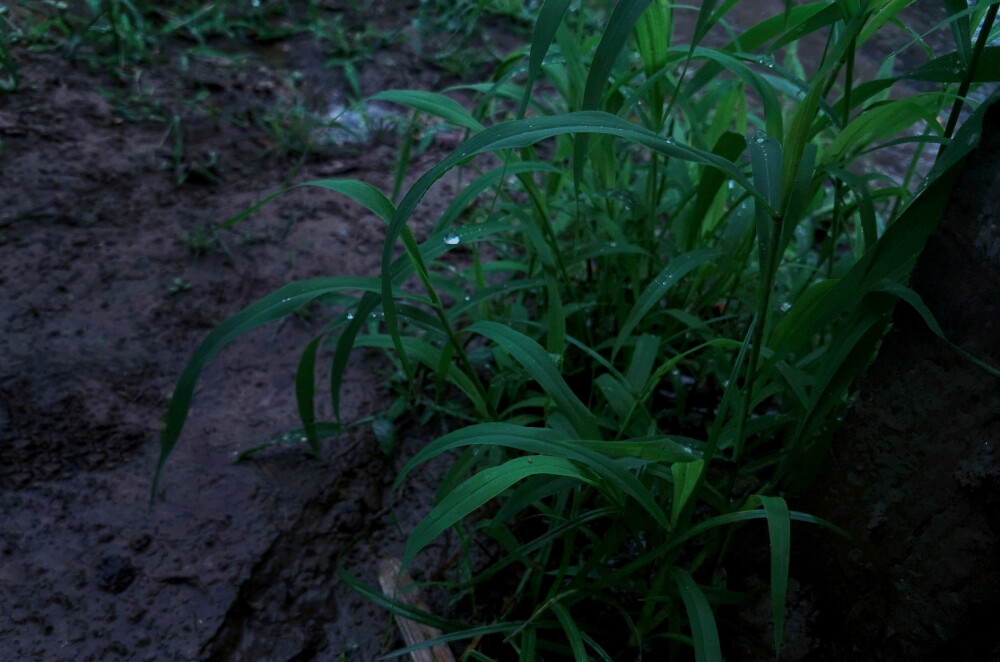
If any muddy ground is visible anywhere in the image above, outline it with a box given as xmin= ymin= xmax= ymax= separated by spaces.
xmin=0 ymin=17 xmax=483 ymax=660
xmin=2 ymin=5 xmax=999 ymax=662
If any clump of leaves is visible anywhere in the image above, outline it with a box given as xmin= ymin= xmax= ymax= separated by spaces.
xmin=154 ymin=0 xmax=1000 ymax=658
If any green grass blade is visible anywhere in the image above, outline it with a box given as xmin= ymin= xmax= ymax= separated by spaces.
xmin=550 ymin=601 xmax=588 ymax=662
xmin=583 ymin=0 xmax=653 ymax=113
xmin=596 ymin=373 xmax=640 ymax=422
xmin=772 ymin=3 xmax=840 ymax=51
xmin=574 ymin=0 xmax=653 ymax=180
xmin=748 ymin=130 xmax=783 ymax=271
xmin=433 ymin=161 xmax=559 ymax=235
xmin=574 ymin=437 xmax=701 ymax=463
xmin=329 ymin=291 xmax=380 ymax=422
xmin=759 ymin=495 xmax=791 ymax=657
xmin=857 ymin=0 xmax=916 ymax=46
xmin=395 ymin=424 xmax=559 ymax=489
xmin=295 ymin=335 xmax=323 ymax=457
xmin=779 ymin=143 xmax=818 ymax=251
xmin=634 ymin=0 xmax=672 ymax=77
xmin=825 ymin=166 xmax=878 ymax=253
xmin=683 ymin=131 xmax=747 ymax=250
xmin=686 ymin=46 xmax=786 ymax=140
xmin=546 ymin=280 xmax=566 ymax=357
xmin=748 ymin=131 xmax=783 ymax=211
xmin=401 ymin=455 xmax=598 ymax=569
xmin=902 ymin=45 xmax=1000 ymax=83
xmin=945 ymin=0 xmax=973 ymax=66
xmin=0 ymin=39 xmax=19 ymax=92
xmin=470 ymin=321 xmax=600 ymax=439
xmin=684 ymin=3 xmax=829 ymax=94
xmin=625 ymin=334 xmax=659 ymax=394
xmin=520 ymin=0 xmax=572 ymax=117
xmin=217 ymin=178 xmax=395 ymax=233
xmin=824 ymin=94 xmax=943 ymax=166
xmin=671 ymin=459 xmax=704 ymax=526
xmin=379 ymin=623 xmax=522 ymax=659
xmin=393 ymin=423 xmax=671 ymax=527
xmin=674 ymin=568 xmax=722 ymax=662
xmin=691 ymin=0 xmax=722 ymax=47
xmin=372 ymin=90 xmax=484 ymax=132
xmin=613 ymin=248 xmax=721 ymax=357
xmin=876 ymin=282 xmax=1000 ymax=377
xmin=354 ymin=334 xmax=490 ymax=417
xmin=153 ymin=277 xmax=382 ymax=500
xmin=337 ymin=566 xmax=467 ymax=632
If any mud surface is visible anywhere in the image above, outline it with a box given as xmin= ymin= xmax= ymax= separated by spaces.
xmin=0 ymin=20 xmax=471 ymax=660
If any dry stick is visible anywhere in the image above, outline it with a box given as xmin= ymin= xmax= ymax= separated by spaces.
xmin=378 ymin=557 xmax=456 ymax=662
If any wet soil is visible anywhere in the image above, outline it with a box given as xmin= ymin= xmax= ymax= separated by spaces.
xmin=0 ymin=24 xmax=472 ymax=661
xmin=723 ymin=99 xmax=1000 ymax=662
xmin=787 ymin=98 xmax=1000 ymax=662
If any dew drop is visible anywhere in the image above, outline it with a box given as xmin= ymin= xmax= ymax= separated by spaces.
xmin=757 ymin=54 xmax=775 ymax=68
xmin=755 ymin=132 xmax=767 ymax=144
xmin=463 ymin=295 xmax=471 ymax=301
xmin=346 ymin=311 xmax=355 ymax=320
xmin=444 ymin=233 xmax=461 ymax=246
xmin=780 ymin=301 xmax=792 ymax=312
xmin=369 ymin=312 xmax=378 ymax=320
xmin=665 ymin=137 xmax=676 ymax=144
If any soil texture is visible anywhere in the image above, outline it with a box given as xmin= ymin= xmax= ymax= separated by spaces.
xmin=1 ymin=26 xmax=470 ymax=661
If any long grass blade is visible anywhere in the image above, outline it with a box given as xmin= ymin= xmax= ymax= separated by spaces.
xmin=373 ymin=90 xmax=484 ymax=132
xmin=153 ymin=276 xmax=383 ymax=500
xmin=520 ymin=0 xmax=573 ymax=117
xmin=613 ymin=248 xmax=722 ymax=357
xmin=674 ymin=568 xmax=722 ymax=662
xmin=759 ymin=495 xmax=791 ymax=657
xmin=402 ymin=455 xmax=598 ymax=569
xmin=469 ymin=322 xmax=600 ymax=439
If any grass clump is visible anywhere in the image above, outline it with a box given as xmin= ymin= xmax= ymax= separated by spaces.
xmin=154 ymin=1 xmax=1000 ymax=658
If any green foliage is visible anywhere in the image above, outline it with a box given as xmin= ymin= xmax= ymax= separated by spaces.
xmin=155 ymin=0 xmax=1000 ymax=658
xmin=3 ymin=0 xmax=378 ymax=74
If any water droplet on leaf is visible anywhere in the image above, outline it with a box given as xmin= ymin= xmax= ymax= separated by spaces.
xmin=444 ymin=233 xmax=460 ymax=245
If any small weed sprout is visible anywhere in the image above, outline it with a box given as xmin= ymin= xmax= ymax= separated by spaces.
xmin=182 ymin=226 xmax=218 ymax=257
